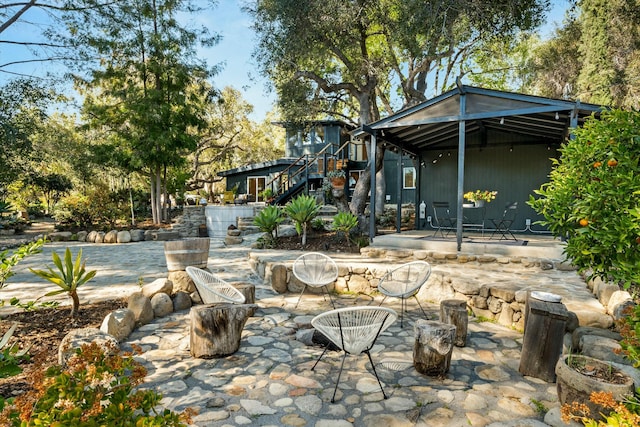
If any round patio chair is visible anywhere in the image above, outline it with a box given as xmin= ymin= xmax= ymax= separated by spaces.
xmin=378 ymin=260 xmax=431 ymax=327
xmin=185 ymin=266 xmax=246 ymax=304
xmin=311 ymin=306 xmax=398 ymax=402
xmin=292 ymin=252 xmax=339 ymax=308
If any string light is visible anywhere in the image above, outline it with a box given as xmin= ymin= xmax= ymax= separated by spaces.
xmin=555 ymin=112 xmax=559 ymax=120
xmin=500 ymin=117 xmax=504 ymax=125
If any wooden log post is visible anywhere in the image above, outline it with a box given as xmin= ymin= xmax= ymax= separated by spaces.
xmin=413 ymin=320 xmax=456 ymax=377
xmin=439 ymin=299 xmax=468 ymax=347
xmin=232 ymin=282 xmax=257 ymax=316
xmin=190 ymin=303 xmax=257 ymax=358
xmin=518 ymin=299 xmax=568 ymax=382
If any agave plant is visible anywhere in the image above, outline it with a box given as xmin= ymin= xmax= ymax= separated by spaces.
xmin=284 ymin=194 xmax=320 ymax=247
xmin=332 ymin=211 xmax=359 ymax=245
xmin=30 ymin=248 xmax=97 ymax=317
xmin=253 ymin=205 xmax=284 ymax=244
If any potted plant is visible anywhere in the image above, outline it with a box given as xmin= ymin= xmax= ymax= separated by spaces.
xmin=326 ymin=169 xmax=346 ymax=189
xmin=555 ymin=353 xmax=635 ymax=422
xmin=463 ymin=190 xmax=498 ymax=207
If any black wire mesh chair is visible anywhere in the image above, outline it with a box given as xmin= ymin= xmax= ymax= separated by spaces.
xmin=432 ymin=202 xmax=456 ymax=237
xmin=311 ymin=306 xmax=397 ymax=402
xmin=490 ymin=202 xmax=518 ymax=240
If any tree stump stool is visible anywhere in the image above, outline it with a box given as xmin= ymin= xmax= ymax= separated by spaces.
xmin=232 ymin=282 xmax=257 ymax=316
xmin=439 ymin=299 xmax=468 ymax=347
xmin=413 ymin=320 xmax=456 ymax=377
xmin=190 ymin=303 xmax=257 ymax=358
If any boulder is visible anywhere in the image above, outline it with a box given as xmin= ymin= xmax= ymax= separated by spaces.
xmin=270 ymin=264 xmax=288 ymax=294
xmin=142 ymin=278 xmax=173 ymax=298
xmin=103 ymin=230 xmax=118 ymax=243
xmin=117 ymin=230 xmax=131 ymax=243
xmin=76 ymin=231 xmax=88 ymax=242
xmin=94 ymin=232 xmax=105 ymax=243
xmin=168 ymin=270 xmax=195 ymax=294
xmin=173 ymin=291 xmax=192 ymax=311
xmin=49 ymin=231 xmax=72 ymax=242
xmin=100 ymin=308 xmax=135 ymax=342
xmin=58 ymin=328 xmax=118 ymax=367
xmin=571 ymin=326 xmax=621 ymax=352
xmin=127 ymin=292 xmax=154 ymax=326
xmin=86 ymin=230 xmax=99 ymax=243
xmin=151 ymin=293 xmax=173 ymax=317
xmin=580 ymin=335 xmax=627 ymax=365
xmin=130 ymin=229 xmax=146 ymax=242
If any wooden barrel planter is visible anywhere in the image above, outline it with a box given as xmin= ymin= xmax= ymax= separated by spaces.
xmin=164 ymin=238 xmax=210 ymax=271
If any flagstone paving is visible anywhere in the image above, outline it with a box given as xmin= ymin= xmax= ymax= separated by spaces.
xmin=3 ymin=235 xmax=591 ymax=426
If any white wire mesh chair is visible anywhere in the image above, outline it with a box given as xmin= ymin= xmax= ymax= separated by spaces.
xmin=378 ymin=261 xmax=431 ymax=327
xmin=311 ymin=306 xmax=398 ymax=402
xmin=185 ymin=266 xmax=246 ymax=304
xmin=292 ymin=252 xmax=339 ymax=309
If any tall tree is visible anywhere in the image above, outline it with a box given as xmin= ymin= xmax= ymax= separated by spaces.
xmin=62 ymin=0 xmax=219 ymax=224
xmin=249 ymin=0 xmax=548 ymax=219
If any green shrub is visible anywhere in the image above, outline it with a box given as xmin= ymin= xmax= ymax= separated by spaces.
xmin=284 ymin=194 xmax=320 ymax=247
xmin=0 ymin=342 xmax=189 ymax=426
xmin=332 ymin=211 xmax=358 ymax=243
xmin=253 ymin=205 xmax=284 ymax=245
xmin=0 ymin=239 xmax=44 ymax=290
xmin=311 ymin=217 xmax=326 ymax=231
xmin=529 ymin=109 xmax=640 ymax=290
xmin=53 ymin=194 xmax=95 ymax=229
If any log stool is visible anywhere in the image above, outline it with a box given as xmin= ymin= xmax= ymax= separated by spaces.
xmin=190 ymin=303 xmax=257 ymax=358
xmin=232 ymin=282 xmax=257 ymax=316
xmin=413 ymin=320 xmax=456 ymax=377
xmin=439 ymin=299 xmax=468 ymax=347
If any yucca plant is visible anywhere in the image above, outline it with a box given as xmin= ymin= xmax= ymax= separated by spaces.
xmin=284 ymin=194 xmax=320 ymax=247
xmin=30 ymin=248 xmax=96 ymax=317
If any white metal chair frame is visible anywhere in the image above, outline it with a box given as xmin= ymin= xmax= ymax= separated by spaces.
xmin=490 ymin=202 xmax=518 ymax=241
xmin=185 ymin=266 xmax=246 ymax=304
xmin=378 ymin=261 xmax=432 ymax=327
xmin=311 ymin=306 xmax=398 ymax=402
xmin=292 ymin=252 xmax=339 ymax=309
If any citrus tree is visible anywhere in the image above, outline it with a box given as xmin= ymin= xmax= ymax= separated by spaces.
xmin=529 ymin=109 xmax=640 ymax=290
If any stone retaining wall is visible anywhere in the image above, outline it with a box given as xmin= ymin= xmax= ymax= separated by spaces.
xmin=249 ymin=246 xmax=631 ymax=332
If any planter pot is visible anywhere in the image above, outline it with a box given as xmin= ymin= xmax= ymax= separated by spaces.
xmin=555 ymin=354 xmax=635 ymax=421
xmin=164 ymin=238 xmax=210 ymax=271
xmin=474 ymin=200 xmax=485 ymax=208
xmin=331 ymin=177 xmax=346 ymax=188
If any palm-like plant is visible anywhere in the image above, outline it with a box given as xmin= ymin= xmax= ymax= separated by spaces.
xmin=254 ymin=205 xmax=284 ymax=244
xmin=332 ymin=211 xmax=358 ymax=245
xmin=284 ymin=194 xmax=320 ymax=247
xmin=30 ymin=248 xmax=97 ymax=317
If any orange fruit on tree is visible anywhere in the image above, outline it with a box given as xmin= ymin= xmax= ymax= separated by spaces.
xmin=579 ymin=218 xmax=589 ymax=227
xmin=593 ymin=161 xmax=602 ymax=168
xmin=607 ymin=159 xmax=618 ymax=167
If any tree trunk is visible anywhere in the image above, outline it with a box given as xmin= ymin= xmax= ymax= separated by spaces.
xmin=190 ymin=303 xmax=257 ymax=358
xmin=413 ymin=320 xmax=456 ymax=377
xmin=439 ymin=299 xmax=468 ymax=347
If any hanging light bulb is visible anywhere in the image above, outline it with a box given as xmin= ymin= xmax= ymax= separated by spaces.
xmin=500 ymin=117 xmax=504 ymax=125
xmin=555 ymin=112 xmax=559 ymax=120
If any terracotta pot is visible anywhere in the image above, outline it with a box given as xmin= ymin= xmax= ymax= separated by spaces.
xmin=331 ymin=177 xmax=346 ymax=188
xmin=555 ymin=354 xmax=635 ymax=421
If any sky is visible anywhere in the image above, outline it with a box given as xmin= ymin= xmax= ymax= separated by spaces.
xmin=0 ymin=0 xmax=570 ymax=122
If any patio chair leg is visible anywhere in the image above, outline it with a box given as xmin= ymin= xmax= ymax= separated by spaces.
xmin=364 ymin=350 xmax=387 ymax=399
xmin=399 ymin=296 xmax=406 ymax=328
xmin=323 ymin=286 xmax=336 ymax=309
xmin=331 ymin=352 xmax=348 ymax=403
xmin=413 ymin=295 xmax=429 ymax=320
xmin=311 ymin=346 xmax=329 ymax=371
xmin=294 ymin=285 xmax=308 ymax=308
xmin=378 ymin=295 xmax=388 ymax=307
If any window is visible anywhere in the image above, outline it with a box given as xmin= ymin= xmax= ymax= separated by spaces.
xmin=403 ymin=167 xmax=416 ymax=189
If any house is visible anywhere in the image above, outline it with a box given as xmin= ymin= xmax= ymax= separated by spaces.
xmin=353 ymin=84 xmax=605 ymax=249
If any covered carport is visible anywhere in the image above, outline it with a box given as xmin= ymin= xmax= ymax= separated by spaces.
xmin=354 ymin=83 xmax=604 ymax=250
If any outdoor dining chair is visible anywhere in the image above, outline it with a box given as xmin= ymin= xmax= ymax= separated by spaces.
xmin=378 ymin=261 xmax=431 ymax=327
xmin=293 ymin=252 xmax=339 ymax=309
xmin=432 ymin=202 xmax=456 ymax=238
xmin=311 ymin=306 xmax=398 ymax=402
xmin=185 ymin=266 xmax=246 ymax=304
xmin=490 ymin=202 xmax=518 ymax=241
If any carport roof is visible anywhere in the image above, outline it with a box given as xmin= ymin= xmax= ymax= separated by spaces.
xmin=353 ymin=85 xmax=605 ymax=155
